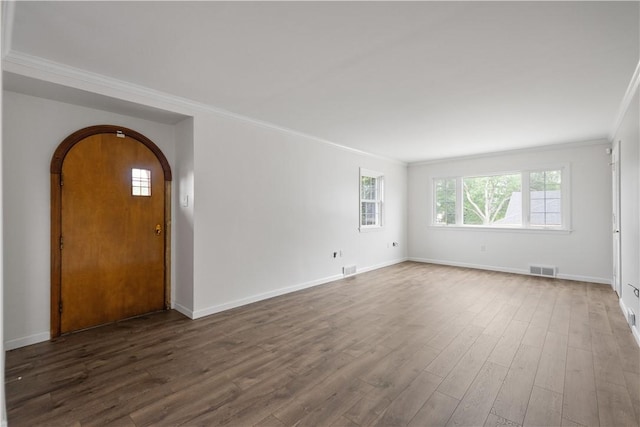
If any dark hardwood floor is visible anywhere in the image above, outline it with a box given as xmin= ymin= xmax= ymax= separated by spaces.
xmin=6 ymin=262 xmax=640 ymax=426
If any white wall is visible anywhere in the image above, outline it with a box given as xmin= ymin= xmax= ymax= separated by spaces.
xmin=174 ymin=117 xmax=194 ymax=314
xmin=2 ymin=91 xmax=178 ymax=349
xmin=2 ymin=88 xmax=408 ymax=346
xmin=190 ymin=113 xmax=407 ymax=317
xmin=615 ymin=88 xmax=640 ymax=344
xmin=408 ymin=141 xmax=612 ymax=284
xmin=0 ymin=38 xmax=6 ymax=427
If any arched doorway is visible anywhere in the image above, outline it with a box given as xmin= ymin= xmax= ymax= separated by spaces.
xmin=50 ymin=125 xmax=172 ymax=337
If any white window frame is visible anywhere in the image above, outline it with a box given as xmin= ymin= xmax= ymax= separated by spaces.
xmin=359 ymin=168 xmax=384 ymax=231
xmin=431 ymin=164 xmax=570 ymax=232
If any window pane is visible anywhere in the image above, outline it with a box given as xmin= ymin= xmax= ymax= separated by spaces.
xmin=463 ymin=174 xmax=521 ymax=226
xmin=361 ymin=176 xmax=377 ymax=200
xmin=369 ymin=178 xmax=377 ymax=200
xmin=434 ymin=178 xmax=456 ymax=225
xmin=530 ymin=213 xmax=545 ymax=225
xmin=530 ymin=197 xmax=545 ymax=213
xmin=132 ymin=168 xmax=151 ymax=197
xmin=529 ymin=170 xmax=561 ymax=226
xmin=360 ymin=171 xmax=383 ymax=228
xmin=361 ymin=201 xmax=378 ymax=226
xmin=360 ymin=176 xmax=369 ymax=199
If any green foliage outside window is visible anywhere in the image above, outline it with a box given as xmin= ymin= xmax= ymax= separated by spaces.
xmin=434 ymin=178 xmax=456 ymax=225
xmin=463 ymin=174 xmax=521 ymax=225
xmin=360 ymin=173 xmax=383 ymax=227
xmin=433 ymin=169 xmax=563 ymax=228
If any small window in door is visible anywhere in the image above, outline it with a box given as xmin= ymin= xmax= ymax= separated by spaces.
xmin=132 ymin=168 xmax=151 ymax=196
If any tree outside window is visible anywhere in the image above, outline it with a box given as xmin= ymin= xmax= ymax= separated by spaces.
xmin=463 ymin=174 xmax=521 ymax=226
xmin=434 ymin=178 xmax=456 ymax=225
xmin=432 ymin=168 xmax=566 ymax=229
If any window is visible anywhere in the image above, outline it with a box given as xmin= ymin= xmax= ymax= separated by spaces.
xmin=132 ymin=168 xmax=151 ymax=196
xmin=360 ymin=168 xmax=384 ymax=229
xmin=433 ymin=167 xmax=568 ymax=230
xmin=434 ymin=178 xmax=456 ymax=225
xmin=463 ymin=173 xmax=521 ymax=226
xmin=529 ymin=170 xmax=562 ymax=226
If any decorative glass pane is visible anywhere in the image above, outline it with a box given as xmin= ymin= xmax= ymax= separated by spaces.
xmin=132 ymin=168 xmax=151 ymax=197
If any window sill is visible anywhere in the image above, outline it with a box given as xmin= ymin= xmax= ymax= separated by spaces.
xmin=359 ymin=226 xmax=384 ymax=233
xmin=428 ymin=225 xmax=572 ymax=235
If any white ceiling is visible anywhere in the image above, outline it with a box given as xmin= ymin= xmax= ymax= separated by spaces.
xmin=5 ymin=1 xmax=639 ymax=163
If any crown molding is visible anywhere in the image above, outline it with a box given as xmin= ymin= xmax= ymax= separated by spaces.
xmin=3 ymin=50 xmax=204 ymax=116
xmin=2 ymin=50 xmax=406 ymax=166
xmin=609 ymin=59 xmax=640 ymax=141
xmin=408 ymin=138 xmax=610 ymax=167
xmin=1 ymin=1 xmax=15 ymax=59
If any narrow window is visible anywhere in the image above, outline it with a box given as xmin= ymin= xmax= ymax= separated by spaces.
xmin=529 ymin=170 xmax=562 ymax=226
xmin=462 ymin=174 xmax=521 ymax=226
xmin=132 ymin=168 xmax=151 ymax=196
xmin=434 ymin=178 xmax=456 ymax=225
xmin=360 ymin=169 xmax=384 ymax=229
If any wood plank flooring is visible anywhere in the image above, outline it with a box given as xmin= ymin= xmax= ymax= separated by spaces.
xmin=6 ymin=262 xmax=640 ymax=426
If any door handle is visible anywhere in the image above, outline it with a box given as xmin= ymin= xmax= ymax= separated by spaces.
xmin=155 ymin=224 xmax=162 ymax=235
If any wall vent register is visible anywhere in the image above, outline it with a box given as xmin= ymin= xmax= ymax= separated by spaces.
xmin=529 ymin=265 xmax=557 ymax=278
xmin=343 ymin=265 xmax=357 ymax=277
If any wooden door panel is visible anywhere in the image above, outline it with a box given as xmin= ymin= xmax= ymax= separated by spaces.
xmin=61 ymin=133 xmax=165 ymax=333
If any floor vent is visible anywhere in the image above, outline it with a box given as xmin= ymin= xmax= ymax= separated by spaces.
xmin=627 ymin=309 xmax=636 ymax=327
xmin=529 ymin=265 xmax=557 ymax=278
xmin=343 ymin=265 xmax=357 ymax=277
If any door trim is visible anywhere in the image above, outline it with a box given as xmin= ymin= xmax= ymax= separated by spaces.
xmin=612 ymin=140 xmax=621 ymax=296
xmin=50 ymin=125 xmax=172 ymax=338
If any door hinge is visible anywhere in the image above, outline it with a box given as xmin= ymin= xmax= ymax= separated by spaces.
xmin=60 ymin=174 xmax=64 ymax=186
xmin=59 ymin=301 xmax=63 ymax=313
xmin=60 ymin=236 xmax=64 ymax=250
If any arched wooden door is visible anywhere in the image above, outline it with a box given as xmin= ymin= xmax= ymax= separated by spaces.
xmin=51 ymin=125 xmax=172 ymax=337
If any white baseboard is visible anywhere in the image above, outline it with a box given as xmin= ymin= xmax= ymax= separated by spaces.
xmin=409 ymin=257 xmax=611 ymax=285
xmin=632 ymin=326 xmax=640 ymax=348
xmin=357 ymin=257 xmax=409 ymax=275
xmin=192 ymin=258 xmax=408 ymax=320
xmin=409 ymin=257 xmax=524 ymax=275
xmin=4 ymin=331 xmax=49 ymax=351
xmin=173 ymin=302 xmax=195 ymax=319
xmin=192 ymin=273 xmax=343 ymax=319
xmin=555 ymin=273 xmax=611 ymax=285
xmin=0 ymin=258 xmax=412 ymax=349
xmin=619 ymin=298 xmax=640 ymax=348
